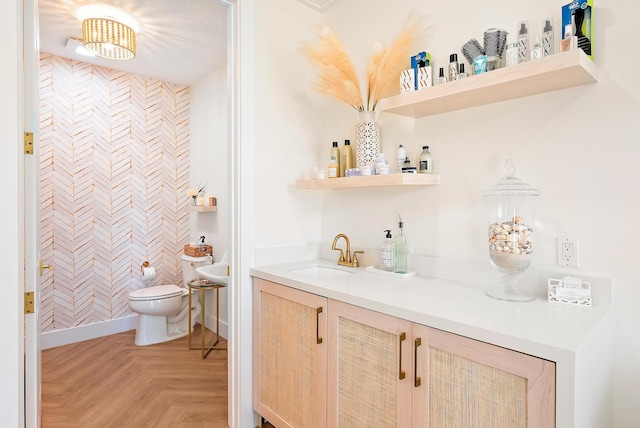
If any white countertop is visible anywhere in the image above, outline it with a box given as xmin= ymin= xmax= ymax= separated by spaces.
xmin=250 ymin=258 xmax=612 ymax=362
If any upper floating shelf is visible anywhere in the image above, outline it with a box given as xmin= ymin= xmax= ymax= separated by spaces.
xmin=296 ymin=173 xmax=439 ymax=189
xmin=378 ymin=49 xmax=598 ymax=118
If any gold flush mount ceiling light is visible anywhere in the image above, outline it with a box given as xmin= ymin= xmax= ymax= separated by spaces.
xmin=82 ymin=18 xmax=136 ymax=60
xmin=76 ymin=5 xmax=138 ymax=61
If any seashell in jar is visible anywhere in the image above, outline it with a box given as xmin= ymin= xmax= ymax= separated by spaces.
xmin=513 ymin=216 xmax=524 ymax=224
xmin=496 ymin=234 xmax=507 ymax=240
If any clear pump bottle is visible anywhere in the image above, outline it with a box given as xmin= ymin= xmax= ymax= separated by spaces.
xmin=394 ymin=217 xmax=407 ymax=274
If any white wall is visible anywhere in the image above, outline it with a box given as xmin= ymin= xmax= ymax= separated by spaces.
xmin=313 ymin=0 xmax=638 ymax=425
xmin=253 ymin=0 xmax=324 ymax=259
xmin=190 ymin=66 xmax=229 ymax=336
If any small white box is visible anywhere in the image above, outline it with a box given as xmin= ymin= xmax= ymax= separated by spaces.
xmin=400 ymin=69 xmax=415 ymax=93
xmin=417 ymin=66 xmax=432 ymax=89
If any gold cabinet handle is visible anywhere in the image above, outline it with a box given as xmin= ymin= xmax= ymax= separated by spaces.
xmin=414 ymin=337 xmax=422 ymax=387
xmin=399 ymin=332 xmax=406 ymax=380
xmin=316 ymin=307 xmax=323 ymax=344
xmin=39 ymin=260 xmax=54 ymax=277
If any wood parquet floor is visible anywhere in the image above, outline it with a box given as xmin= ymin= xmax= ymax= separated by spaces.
xmin=41 ymin=327 xmax=228 ymax=428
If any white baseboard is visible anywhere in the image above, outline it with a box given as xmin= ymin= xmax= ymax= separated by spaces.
xmin=40 ymin=315 xmax=138 ymax=350
xmin=41 ymin=312 xmax=228 ymax=350
xmin=204 ymin=313 xmax=228 ymax=340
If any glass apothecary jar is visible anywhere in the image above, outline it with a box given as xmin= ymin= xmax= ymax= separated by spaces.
xmin=483 ymin=159 xmax=539 ymax=302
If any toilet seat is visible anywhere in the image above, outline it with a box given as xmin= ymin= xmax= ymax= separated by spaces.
xmin=129 ymin=284 xmax=183 ymax=301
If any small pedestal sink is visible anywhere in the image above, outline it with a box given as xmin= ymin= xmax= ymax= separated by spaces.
xmin=196 ymin=263 xmax=229 ymax=285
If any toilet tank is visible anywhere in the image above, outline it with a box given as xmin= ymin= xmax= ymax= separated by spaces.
xmin=181 ymin=254 xmax=211 ymax=286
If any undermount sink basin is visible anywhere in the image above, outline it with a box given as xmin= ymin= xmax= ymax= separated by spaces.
xmin=196 ymin=263 xmax=229 ymax=285
xmin=288 ymin=265 xmax=354 ymax=279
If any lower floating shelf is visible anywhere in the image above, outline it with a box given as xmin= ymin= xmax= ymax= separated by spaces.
xmin=296 ymin=173 xmax=439 ymax=189
xmin=186 ymin=206 xmax=218 ymax=212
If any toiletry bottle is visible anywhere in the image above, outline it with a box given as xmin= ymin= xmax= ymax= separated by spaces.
xmin=397 ymin=144 xmax=406 ymax=173
xmin=517 ymin=21 xmax=529 ymax=63
xmin=448 ymin=54 xmax=458 ymax=82
xmin=330 ymin=141 xmax=341 ymax=177
xmin=436 ymin=67 xmax=447 ymax=85
xmin=529 ymin=37 xmax=542 ymax=61
xmin=342 ymin=139 xmax=354 ymax=175
xmin=505 ymin=42 xmax=518 ymax=67
xmin=380 ymin=230 xmax=395 ymax=271
xmin=456 ymin=63 xmax=467 ymax=79
xmin=542 ymin=18 xmax=554 ymax=57
xmin=394 ymin=217 xmax=407 ymax=274
xmin=419 ymin=146 xmax=433 ymax=174
xmin=327 ymin=155 xmax=338 ymax=178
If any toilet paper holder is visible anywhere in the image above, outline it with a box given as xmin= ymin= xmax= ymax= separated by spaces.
xmin=141 ymin=261 xmax=150 ymax=274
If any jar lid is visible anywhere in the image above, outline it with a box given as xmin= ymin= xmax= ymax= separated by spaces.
xmin=483 ymin=159 xmax=539 ymax=197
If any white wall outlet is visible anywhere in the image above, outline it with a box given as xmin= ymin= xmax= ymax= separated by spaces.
xmin=558 ymin=237 xmax=580 ymax=267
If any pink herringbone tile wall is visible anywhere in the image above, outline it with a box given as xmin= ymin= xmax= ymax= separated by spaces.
xmin=39 ymin=54 xmax=191 ymax=332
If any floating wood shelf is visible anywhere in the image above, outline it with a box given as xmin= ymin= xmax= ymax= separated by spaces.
xmin=186 ymin=206 xmax=218 ymax=212
xmin=378 ymin=49 xmax=598 ymax=118
xmin=296 ymin=173 xmax=439 ymax=189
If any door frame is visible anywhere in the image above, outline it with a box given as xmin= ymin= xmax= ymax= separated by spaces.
xmin=15 ymin=0 xmax=258 ymax=426
xmin=23 ymin=0 xmax=41 ymax=425
xmin=2 ymin=0 xmax=27 ymax=426
xmin=226 ymin=0 xmax=257 ymax=426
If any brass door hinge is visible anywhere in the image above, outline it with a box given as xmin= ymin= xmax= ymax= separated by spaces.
xmin=24 ymin=132 xmax=34 ymax=154
xmin=24 ymin=291 xmax=34 ymax=314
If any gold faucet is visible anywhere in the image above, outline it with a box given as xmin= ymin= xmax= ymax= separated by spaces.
xmin=331 ymin=234 xmax=364 ymax=267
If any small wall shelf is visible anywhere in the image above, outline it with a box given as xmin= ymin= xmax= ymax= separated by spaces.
xmin=378 ymin=49 xmax=598 ymax=118
xmin=296 ymin=173 xmax=439 ymax=189
xmin=186 ymin=206 xmax=218 ymax=212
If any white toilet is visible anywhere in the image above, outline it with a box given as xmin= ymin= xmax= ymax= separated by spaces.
xmin=128 ymin=254 xmax=210 ymax=346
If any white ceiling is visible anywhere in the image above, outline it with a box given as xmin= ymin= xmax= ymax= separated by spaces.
xmin=38 ymin=0 xmax=229 ymax=87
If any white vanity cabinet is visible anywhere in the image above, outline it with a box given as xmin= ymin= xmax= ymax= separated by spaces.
xmin=254 ymin=279 xmax=557 ymax=427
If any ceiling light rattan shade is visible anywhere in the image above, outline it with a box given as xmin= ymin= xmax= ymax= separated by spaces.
xmin=82 ymin=18 xmax=136 ymax=61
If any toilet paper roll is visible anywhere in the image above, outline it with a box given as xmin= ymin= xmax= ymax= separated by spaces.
xmin=142 ymin=267 xmax=156 ymax=282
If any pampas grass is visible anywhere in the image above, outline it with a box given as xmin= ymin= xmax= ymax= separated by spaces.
xmin=302 ymin=25 xmax=363 ymax=110
xmin=303 ymin=13 xmax=421 ymax=112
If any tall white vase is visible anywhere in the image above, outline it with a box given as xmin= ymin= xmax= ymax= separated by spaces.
xmin=355 ymin=110 xmax=380 ymax=168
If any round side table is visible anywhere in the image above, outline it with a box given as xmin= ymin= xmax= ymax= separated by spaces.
xmin=187 ymin=278 xmax=227 ymax=359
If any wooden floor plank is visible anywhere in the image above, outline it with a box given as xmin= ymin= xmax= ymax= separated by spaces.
xmin=41 ymin=327 xmax=228 ymax=428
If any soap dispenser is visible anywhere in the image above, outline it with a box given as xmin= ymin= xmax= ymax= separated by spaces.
xmin=380 ymin=230 xmax=395 ymax=271
xmin=395 ymin=216 xmax=407 ymax=274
